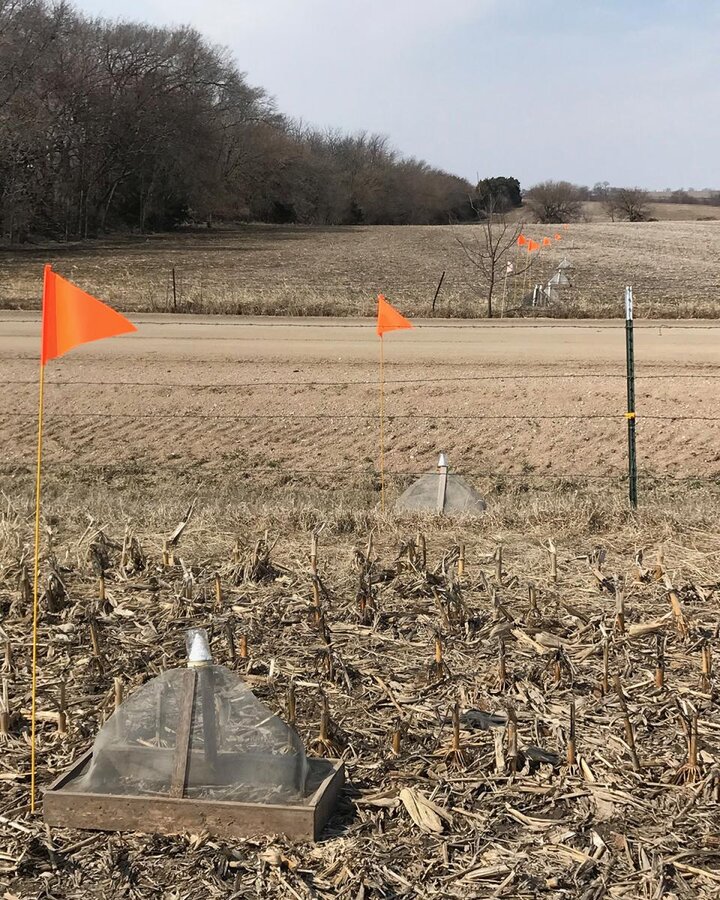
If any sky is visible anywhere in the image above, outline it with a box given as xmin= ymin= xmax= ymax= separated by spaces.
xmin=73 ymin=0 xmax=719 ymax=189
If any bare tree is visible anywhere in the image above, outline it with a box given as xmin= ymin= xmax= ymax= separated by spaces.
xmin=525 ymin=180 xmax=585 ymax=223
xmin=453 ymin=198 xmax=528 ymax=318
xmin=611 ymin=187 xmax=650 ymax=222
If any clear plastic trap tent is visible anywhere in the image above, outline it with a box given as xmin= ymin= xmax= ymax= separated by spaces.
xmin=66 ymin=628 xmax=309 ymax=804
xmin=395 ymin=454 xmax=486 ymax=515
xmin=45 ymin=628 xmax=345 ymax=840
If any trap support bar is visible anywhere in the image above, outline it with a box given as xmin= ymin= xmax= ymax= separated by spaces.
xmin=625 ymin=286 xmax=638 ymax=508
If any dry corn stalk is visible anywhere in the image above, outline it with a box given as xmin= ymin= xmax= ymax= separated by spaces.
xmin=545 ymin=648 xmax=572 ymax=687
xmin=566 ymin=699 xmax=576 ymax=767
xmin=506 ymin=706 xmax=518 ymax=774
xmin=613 ymin=675 xmax=641 ymax=772
xmin=18 ymin=563 xmax=32 ymax=606
xmin=662 ymin=573 xmax=690 ymax=638
xmin=428 ymin=631 xmax=451 ymax=683
xmin=547 ymin=539 xmax=558 ymax=583
xmin=225 ymin=623 xmax=237 ymax=664
xmin=494 ymin=544 xmax=503 ymax=584
xmin=0 ymin=677 xmax=9 ymax=743
xmin=309 ymin=692 xmax=342 ymax=758
xmin=700 ymin=643 xmax=712 ymax=692
xmin=416 ymin=533 xmax=427 ymax=570
xmin=390 ymin=718 xmax=404 ymax=756
xmin=441 ymin=702 xmax=469 ymax=769
xmin=527 ymin=583 xmax=539 ymax=624
xmin=674 ymin=707 xmax=702 ymax=785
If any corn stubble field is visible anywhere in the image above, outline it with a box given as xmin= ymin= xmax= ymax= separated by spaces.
xmin=1 ymin=215 xmax=720 ymax=319
xmin=2 ymin=501 xmax=720 ymax=898
xmin=1 ymin=218 xmax=720 ymax=898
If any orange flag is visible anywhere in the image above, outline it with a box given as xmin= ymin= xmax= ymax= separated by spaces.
xmin=563 ymin=223 xmax=569 ymax=231
xmin=517 ymin=234 xmax=527 ymax=246
xmin=376 ymin=293 xmax=413 ymax=337
xmin=41 ymin=265 xmax=136 ymax=364
xmin=527 ymin=240 xmax=540 ymax=253
xmin=542 ymin=237 xmax=552 ymax=246
xmin=554 ymin=233 xmax=562 ymax=240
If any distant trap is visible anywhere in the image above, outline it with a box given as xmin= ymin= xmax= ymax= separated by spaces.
xmin=395 ymin=453 xmax=486 ymax=515
xmin=44 ymin=629 xmax=344 ymax=841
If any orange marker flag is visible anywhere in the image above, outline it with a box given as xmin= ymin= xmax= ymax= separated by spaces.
xmin=30 ymin=266 xmax=136 ymax=815
xmin=542 ymin=237 xmax=552 ymax=247
xmin=376 ymin=293 xmax=413 ymax=337
xmin=517 ymin=234 xmax=527 ymax=246
xmin=41 ymin=265 xmax=136 ymax=364
xmin=527 ymin=239 xmax=540 ymax=253
xmin=376 ymin=293 xmax=412 ymax=513
xmin=563 ymin=223 xmax=569 ymax=231
xmin=554 ymin=233 xmax=562 ymax=240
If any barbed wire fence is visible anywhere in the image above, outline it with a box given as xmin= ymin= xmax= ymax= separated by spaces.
xmin=3 ymin=360 xmax=720 ymax=506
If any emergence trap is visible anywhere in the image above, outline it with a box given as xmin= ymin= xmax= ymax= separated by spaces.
xmin=44 ymin=629 xmax=344 ymax=841
xmin=395 ymin=453 xmax=486 ymax=515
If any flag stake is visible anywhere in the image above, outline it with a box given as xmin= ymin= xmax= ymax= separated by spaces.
xmin=379 ymin=336 xmax=385 ymax=511
xmin=30 ymin=355 xmax=46 ymax=813
xmin=375 ymin=294 xmax=412 ymax=512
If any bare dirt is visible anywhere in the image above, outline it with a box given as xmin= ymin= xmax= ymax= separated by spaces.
xmin=1 ymin=313 xmax=720 ymax=518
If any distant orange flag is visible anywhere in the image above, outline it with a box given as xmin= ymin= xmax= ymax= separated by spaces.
xmin=527 ymin=240 xmax=540 ymax=253
xmin=563 ymin=223 xmax=569 ymax=231
xmin=542 ymin=237 xmax=552 ymax=247
xmin=517 ymin=234 xmax=527 ymax=246
xmin=554 ymin=233 xmax=562 ymax=240
xmin=41 ymin=265 xmax=136 ymax=364
xmin=376 ymin=293 xmax=413 ymax=337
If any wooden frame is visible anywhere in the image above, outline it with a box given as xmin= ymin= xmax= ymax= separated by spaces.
xmin=44 ymin=750 xmax=345 ymax=842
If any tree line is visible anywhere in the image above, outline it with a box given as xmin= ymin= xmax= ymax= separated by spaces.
xmin=0 ymin=0 xmax=476 ymax=242
xmin=524 ymin=181 xmax=720 ymax=224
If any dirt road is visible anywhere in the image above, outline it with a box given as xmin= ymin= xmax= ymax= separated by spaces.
xmin=1 ymin=312 xmax=719 ymax=365
xmin=1 ymin=313 xmax=719 ymax=506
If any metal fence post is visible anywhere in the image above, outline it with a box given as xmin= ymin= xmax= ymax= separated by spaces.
xmin=625 ymin=286 xmax=638 ymax=508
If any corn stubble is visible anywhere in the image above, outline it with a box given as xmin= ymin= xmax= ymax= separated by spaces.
xmin=1 ymin=509 xmax=718 ymax=898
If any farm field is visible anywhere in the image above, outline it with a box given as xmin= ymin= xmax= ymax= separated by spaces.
xmin=2 ymin=317 xmax=720 ymax=898
xmin=1 ymin=217 xmax=720 ymax=320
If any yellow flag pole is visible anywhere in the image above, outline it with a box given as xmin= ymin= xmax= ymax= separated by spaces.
xmin=30 ymin=357 xmax=46 ymax=813
xmin=379 ymin=335 xmax=385 ymax=512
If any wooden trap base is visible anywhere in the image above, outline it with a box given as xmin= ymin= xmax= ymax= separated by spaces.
xmin=44 ymin=749 xmax=345 ymax=842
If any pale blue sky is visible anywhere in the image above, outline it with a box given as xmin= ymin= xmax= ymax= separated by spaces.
xmin=74 ymin=0 xmax=719 ymax=189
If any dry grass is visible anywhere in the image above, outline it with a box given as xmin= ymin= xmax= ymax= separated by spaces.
xmin=1 ymin=217 xmax=720 ymax=319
